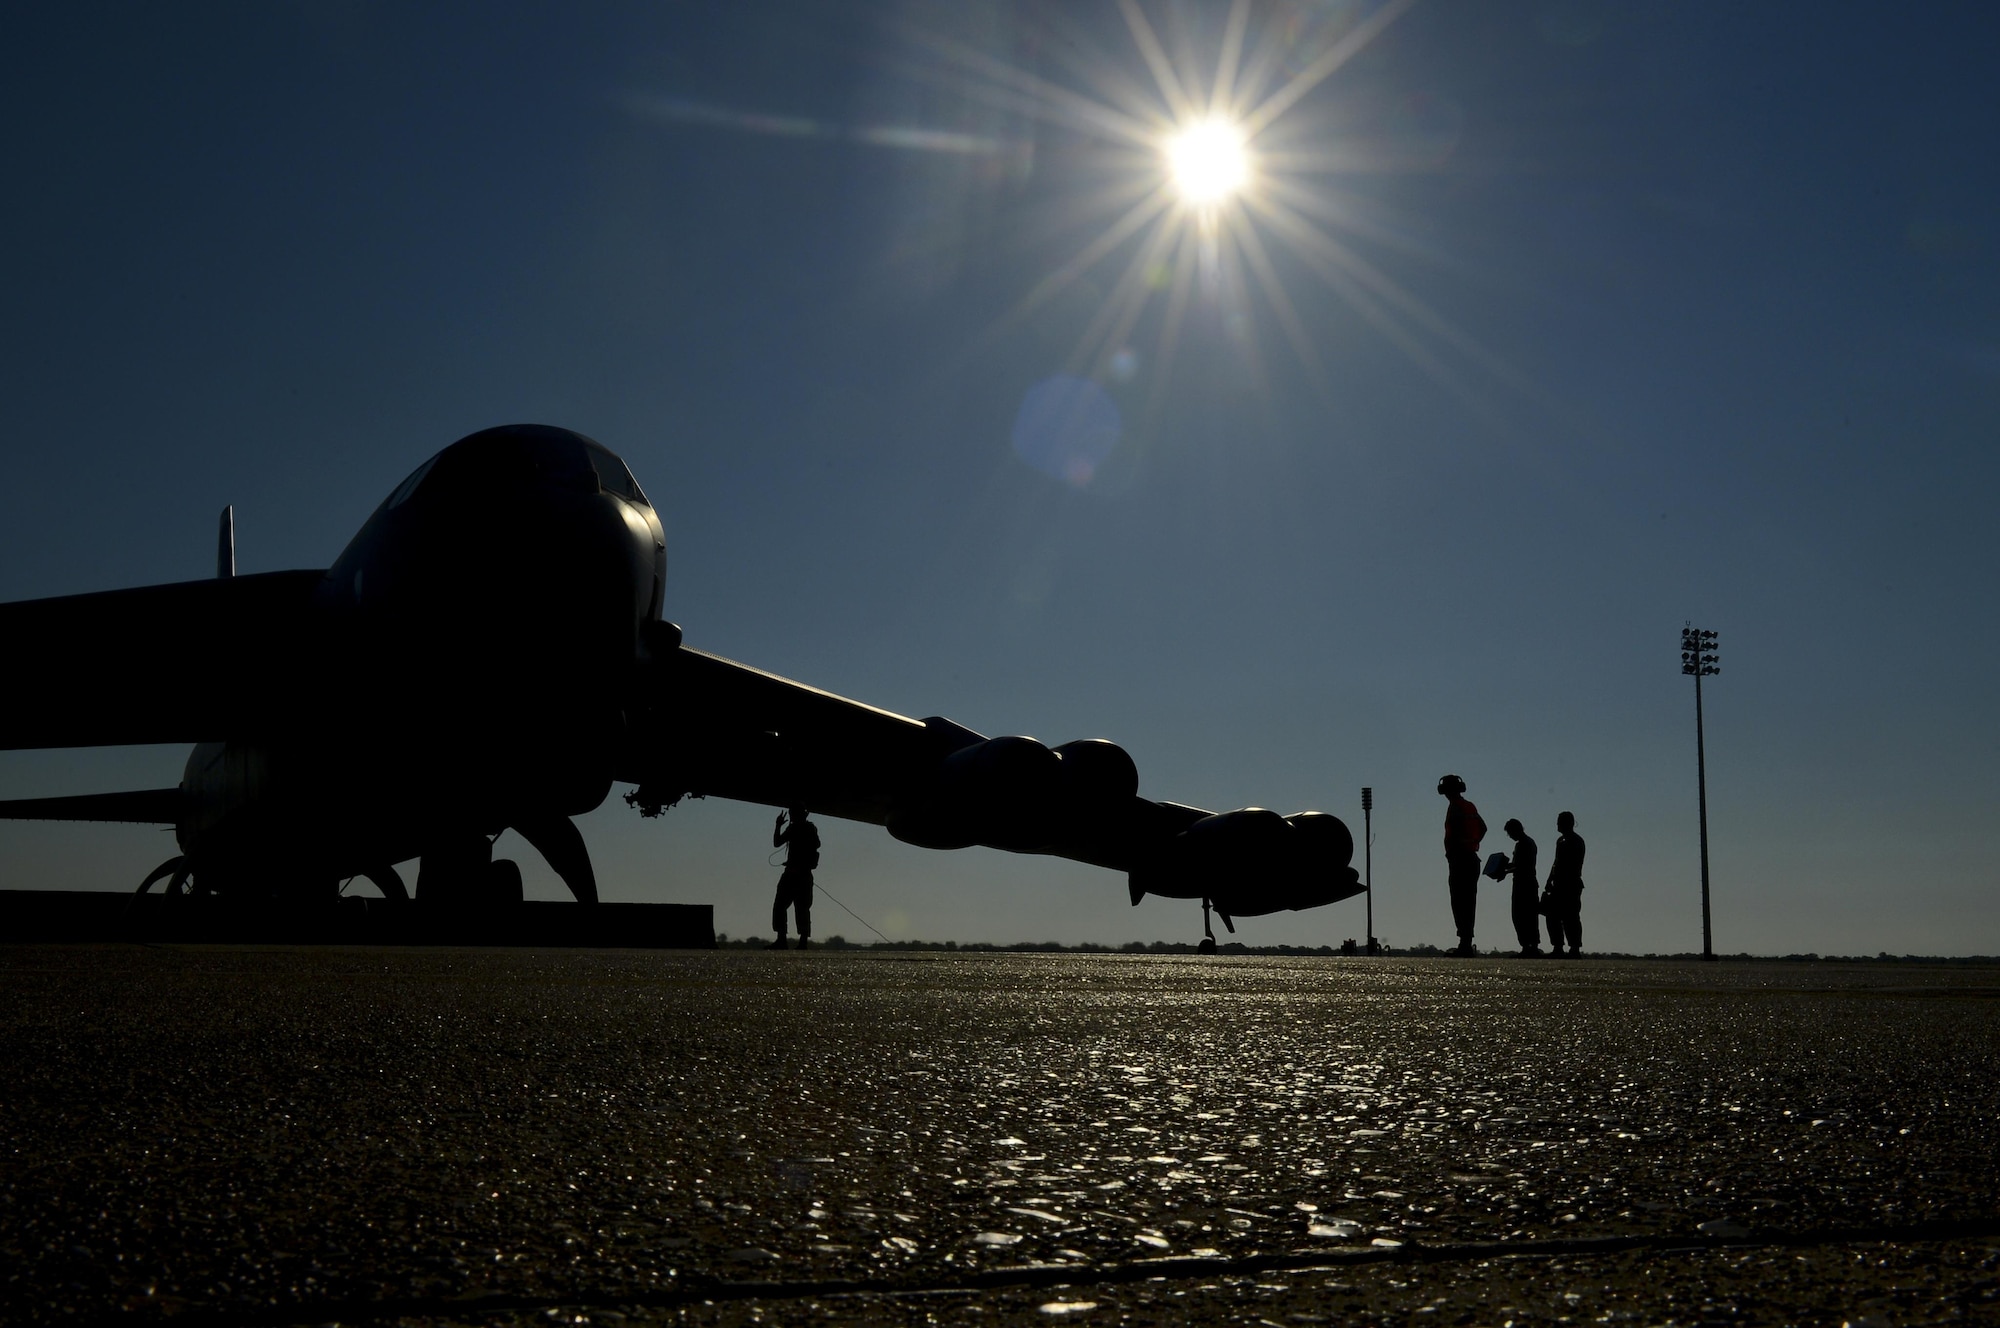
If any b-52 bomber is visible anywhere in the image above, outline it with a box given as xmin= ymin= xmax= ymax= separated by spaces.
xmin=0 ymin=425 xmax=1362 ymax=944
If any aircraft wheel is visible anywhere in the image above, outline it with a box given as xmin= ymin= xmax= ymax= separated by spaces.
xmin=486 ymin=858 xmax=524 ymax=905
xmin=363 ymin=865 xmax=410 ymax=902
xmin=417 ymin=837 xmax=493 ymax=906
xmin=1198 ymin=936 xmax=1217 ymax=954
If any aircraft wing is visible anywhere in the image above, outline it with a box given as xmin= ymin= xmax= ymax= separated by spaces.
xmin=0 ymin=789 xmax=183 ymax=823
xmin=622 ymin=639 xmax=1363 ymax=914
xmin=0 ymin=572 xmax=326 ymax=750
xmin=619 ymin=642 xmax=1210 ymax=873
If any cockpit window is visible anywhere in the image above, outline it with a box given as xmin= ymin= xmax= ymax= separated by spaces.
xmin=586 ymin=442 xmax=649 ymax=507
xmin=385 ymin=452 xmax=440 ymax=508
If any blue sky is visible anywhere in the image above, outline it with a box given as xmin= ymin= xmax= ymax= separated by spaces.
xmin=2 ymin=1 xmax=1996 ymax=953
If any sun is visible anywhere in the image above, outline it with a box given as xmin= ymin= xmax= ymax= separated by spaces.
xmin=1165 ymin=117 xmax=1250 ymax=206
xmin=873 ymin=0 xmax=1514 ymax=426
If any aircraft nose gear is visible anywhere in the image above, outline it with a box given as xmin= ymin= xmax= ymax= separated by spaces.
xmin=1198 ymin=897 xmax=1235 ymax=953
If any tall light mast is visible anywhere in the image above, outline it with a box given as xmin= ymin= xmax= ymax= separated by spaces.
xmin=1361 ymin=787 xmax=1375 ymax=955
xmin=1681 ymin=624 xmax=1721 ymax=960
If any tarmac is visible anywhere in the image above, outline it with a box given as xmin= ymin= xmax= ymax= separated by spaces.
xmin=2 ymin=946 xmax=1996 ymax=1325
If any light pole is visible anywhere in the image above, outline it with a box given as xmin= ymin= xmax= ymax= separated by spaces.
xmin=1361 ymin=787 xmax=1375 ymax=954
xmin=1681 ymin=624 xmax=1720 ymax=960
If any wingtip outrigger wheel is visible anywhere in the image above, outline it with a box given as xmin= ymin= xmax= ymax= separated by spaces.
xmin=1199 ymin=898 xmax=1218 ymax=954
xmin=136 ymin=856 xmax=192 ymax=898
xmin=136 ymin=856 xmax=184 ymax=894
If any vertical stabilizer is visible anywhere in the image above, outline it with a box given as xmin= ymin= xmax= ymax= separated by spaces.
xmin=217 ymin=505 xmax=235 ymax=579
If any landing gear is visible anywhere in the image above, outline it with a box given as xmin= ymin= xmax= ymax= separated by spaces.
xmin=513 ymin=814 xmax=597 ymax=905
xmin=362 ymin=864 xmax=410 ymax=902
xmin=1198 ymin=897 xmax=1234 ymax=954
xmin=136 ymin=855 xmax=195 ymax=898
xmin=416 ymin=836 xmax=523 ymax=907
xmin=487 ymin=857 xmax=524 ymax=904
xmin=414 ymin=814 xmax=598 ymax=908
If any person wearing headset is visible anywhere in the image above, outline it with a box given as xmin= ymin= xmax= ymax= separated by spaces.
xmin=769 ymin=806 xmax=820 ymax=950
xmin=1438 ymin=774 xmax=1486 ymax=956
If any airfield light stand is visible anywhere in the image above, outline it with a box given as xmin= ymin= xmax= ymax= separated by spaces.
xmin=1681 ymin=625 xmax=1720 ymax=961
xmin=1362 ymin=787 xmax=1376 ymax=955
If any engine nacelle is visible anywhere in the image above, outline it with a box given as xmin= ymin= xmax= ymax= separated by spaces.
xmin=1129 ymin=807 xmax=1362 ymax=917
xmin=889 ymin=735 xmax=1060 ymax=851
xmin=1051 ymin=739 xmax=1139 ymax=804
xmin=888 ymin=734 xmax=1140 ymax=853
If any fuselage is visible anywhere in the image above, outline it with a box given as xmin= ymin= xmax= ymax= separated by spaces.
xmin=180 ymin=425 xmax=665 ymax=893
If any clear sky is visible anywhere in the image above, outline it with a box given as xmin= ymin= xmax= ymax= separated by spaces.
xmin=2 ymin=1 xmax=1996 ymax=954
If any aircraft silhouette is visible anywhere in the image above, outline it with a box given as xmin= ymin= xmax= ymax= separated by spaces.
xmin=0 ymin=425 xmax=1361 ymax=942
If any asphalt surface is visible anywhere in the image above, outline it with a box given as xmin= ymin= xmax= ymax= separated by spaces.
xmin=2 ymin=947 xmax=1997 ymax=1326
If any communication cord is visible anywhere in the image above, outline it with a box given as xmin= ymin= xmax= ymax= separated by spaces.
xmin=812 ymin=882 xmax=892 ymax=945
xmin=770 ymin=846 xmax=891 ymax=944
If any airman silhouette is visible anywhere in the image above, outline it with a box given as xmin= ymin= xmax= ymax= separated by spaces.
xmin=1438 ymin=774 xmax=1486 ymax=955
xmin=770 ymin=806 xmax=820 ymax=949
xmin=1504 ymin=818 xmax=1541 ymax=956
xmin=1544 ymin=810 xmax=1585 ymax=957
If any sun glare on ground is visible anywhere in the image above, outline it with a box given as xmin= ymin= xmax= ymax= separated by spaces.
xmin=1166 ymin=118 xmax=1250 ymax=206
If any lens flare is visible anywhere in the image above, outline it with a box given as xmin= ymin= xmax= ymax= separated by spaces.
xmin=1165 ymin=118 xmax=1249 ymax=205
xmin=1011 ymin=375 xmax=1122 ymax=488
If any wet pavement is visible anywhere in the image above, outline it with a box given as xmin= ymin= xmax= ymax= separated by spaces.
xmin=2 ymin=947 xmax=1997 ymax=1325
